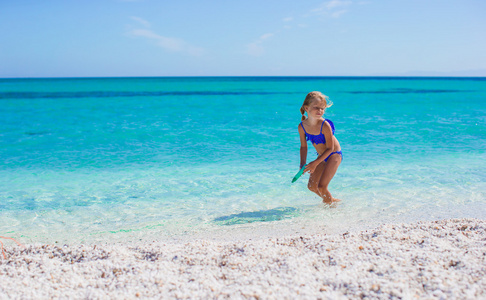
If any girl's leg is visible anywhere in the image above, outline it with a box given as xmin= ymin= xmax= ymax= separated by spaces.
xmin=317 ymin=154 xmax=342 ymax=204
xmin=307 ymin=160 xmax=327 ymax=197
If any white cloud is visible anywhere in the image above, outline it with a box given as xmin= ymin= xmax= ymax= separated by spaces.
xmin=245 ymin=33 xmax=274 ymax=56
xmin=331 ymin=9 xmax=348 ymax=18
xmin=311 ymin=0 xmax=352 ymax=18
xmin=283 ymin=17 xmax=293 ymax=29
xmin=246 ymin=43 xmax=265 ymax=56
xmin=130 ymin=16 xmax=150 ymax=28
xmin=326 ymin=0 xmax=351 ymax=9
xmin=260 ymin=33 xmax=274 ymax=40
xmin=127 ymin=28 xmax=204 ymax=56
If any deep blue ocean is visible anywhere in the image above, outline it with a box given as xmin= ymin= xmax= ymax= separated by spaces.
xmin=1 ymin=77 xmax=485 ymax=243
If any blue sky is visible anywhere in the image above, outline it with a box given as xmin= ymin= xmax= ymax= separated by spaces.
xmin=1 ymin=0 xmax=485 ymax=77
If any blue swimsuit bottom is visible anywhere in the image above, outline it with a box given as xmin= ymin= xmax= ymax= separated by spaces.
xmin=324 ymin=151 xmax=343 ymax=162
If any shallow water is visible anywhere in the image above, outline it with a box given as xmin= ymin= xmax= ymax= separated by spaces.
xmin=1 ymin=77 xmax=485 ymax=243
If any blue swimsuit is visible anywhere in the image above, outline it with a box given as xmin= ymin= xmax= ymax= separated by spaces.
xmin=300 ymin=119 xmax=343 ymax=162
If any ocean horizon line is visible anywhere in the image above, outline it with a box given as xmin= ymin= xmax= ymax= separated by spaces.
xmin=1 ymin=75 xmax=486 ymax=81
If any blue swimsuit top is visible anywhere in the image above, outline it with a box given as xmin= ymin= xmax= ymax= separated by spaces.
xmin=300 ymin=119 xmax=335 ymax=145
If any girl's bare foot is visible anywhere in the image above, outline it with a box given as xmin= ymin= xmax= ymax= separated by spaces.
xmin=322 ymin=197 xmax=340 ymax=204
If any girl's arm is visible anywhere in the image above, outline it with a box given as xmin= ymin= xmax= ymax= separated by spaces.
xmin=298 ymin=124 xmax=307 ymax=168
xmin=304 ymin=121 xmax=334 ymax=173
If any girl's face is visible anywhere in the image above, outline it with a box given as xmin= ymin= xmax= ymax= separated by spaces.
xmin=305 ymin=99 xmax=326 ymax=118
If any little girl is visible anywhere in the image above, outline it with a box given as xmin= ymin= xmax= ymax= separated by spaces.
xmin=298 ymin=91 xmax=342 ymax=203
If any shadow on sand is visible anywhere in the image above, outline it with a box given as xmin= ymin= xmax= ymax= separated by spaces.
xmin=213 ymin=207 xmax=299 ymax=226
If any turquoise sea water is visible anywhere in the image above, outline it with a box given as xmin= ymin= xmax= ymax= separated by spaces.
xmin=1 ymin=77 xmax=485 ymax=243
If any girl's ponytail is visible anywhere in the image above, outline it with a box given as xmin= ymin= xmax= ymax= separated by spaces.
xmin=300 ymin=106 xmax=306 ymax=121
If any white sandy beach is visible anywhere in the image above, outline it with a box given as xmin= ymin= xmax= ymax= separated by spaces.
xmin=1 ymin=218 xmax=485 ymax=299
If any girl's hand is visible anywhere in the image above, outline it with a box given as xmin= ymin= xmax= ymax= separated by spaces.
xmin=304 ymin=160 xmax=319 ymax=174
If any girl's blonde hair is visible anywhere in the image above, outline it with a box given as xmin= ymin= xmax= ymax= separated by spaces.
xmin=300 ymin=91 xmax=333 ymax=121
